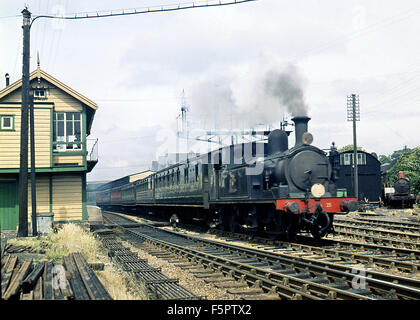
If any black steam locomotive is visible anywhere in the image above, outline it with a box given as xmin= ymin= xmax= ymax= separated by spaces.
xmin=97 ymin=116 xmax=357 ymax=239
xmin=383 ymin=171 xmax=416 ymax=208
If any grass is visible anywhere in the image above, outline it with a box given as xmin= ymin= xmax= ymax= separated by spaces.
xmin=8 ymin=223 xmax=100 ymax=263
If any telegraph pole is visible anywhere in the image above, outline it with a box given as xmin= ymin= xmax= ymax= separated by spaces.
xmin=17 ymin=8 xmax=31 ymax=237
xmin=29 ymin=91 xmax=37 ymax=236
xmin=347 ymin=94 xmax=360 ymax=201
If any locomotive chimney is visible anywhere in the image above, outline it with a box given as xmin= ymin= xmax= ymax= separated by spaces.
xmin=292 ymin=116 xmax=310 ymax=147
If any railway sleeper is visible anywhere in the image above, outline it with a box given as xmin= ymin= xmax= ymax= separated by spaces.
xmin=214 ymin=281 xmax=248 ymax=289
xmin=202 ymin=276 xmax=231 ymax=283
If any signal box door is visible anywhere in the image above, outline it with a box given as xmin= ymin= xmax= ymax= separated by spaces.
xmin=0 ymin=180 xmax=19 ymax=230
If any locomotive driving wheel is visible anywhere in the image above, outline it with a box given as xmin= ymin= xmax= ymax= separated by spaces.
xmin=309 ymin=210 xmax=331 ymax=240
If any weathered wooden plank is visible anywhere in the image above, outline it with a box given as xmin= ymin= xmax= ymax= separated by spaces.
xmin=3 ymin=259 xmax=32 ymax=300
xmin=63 ymin=277 xmax=74 ymax=300
xmin=22 ymin=262 xmax=45 ymax=292
xmin=63 ymin=255 xmax=90 ymax=300
xmin=1 ymin=255 xmax=18 ymax=298
xmin=72 ymin=252 xmax=112 ymax=300
xmin=43 ymin=262 xmax=54 ymax=300
xmin=1 ymin=255 xmax=11 ymax=277
xmin=32 ymin=276 xmax=43 ymax=300
xmin=9 ymin=259 xmax=22 ymax=285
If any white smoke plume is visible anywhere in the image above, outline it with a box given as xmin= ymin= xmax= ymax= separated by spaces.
xmin=189 ymin=58 xmax=309 ymax=130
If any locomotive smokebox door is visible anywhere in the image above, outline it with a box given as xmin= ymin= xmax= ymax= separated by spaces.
xmin=288 ymin=150 xmax=330 ymax=191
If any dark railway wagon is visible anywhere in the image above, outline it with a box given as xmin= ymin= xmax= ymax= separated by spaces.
xmin=329 ymin=149 xmax=381 ymax=203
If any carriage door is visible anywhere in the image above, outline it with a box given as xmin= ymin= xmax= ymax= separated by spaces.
xmin=213 ymin=151 xmax=222 ymax=200
xmin=202 ymin=163 xmax=209 ymax=209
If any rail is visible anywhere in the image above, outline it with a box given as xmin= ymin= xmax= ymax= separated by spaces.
xmin=102 ymin=211 xmax=420 ymax=300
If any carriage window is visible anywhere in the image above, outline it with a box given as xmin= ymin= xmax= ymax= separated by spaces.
xmin=340 ymin=154 xmax=351 ymax=165
xmin=234 ymin=145 xmax=243 ymax=164
xmin=357 ymin=153 xmax=366 ymax=165
xmin=195 ymin=164 xmax=199 ymax=182
xmin=222 ymin=147 xmax=230 ymax=165
xmin=340 ymin=153 xmax=366 ymax=166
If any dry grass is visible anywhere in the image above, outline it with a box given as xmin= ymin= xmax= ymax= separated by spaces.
xmin=46 ymin=224 xmax=102 ymax=262
xmin=9 ymin=224 xmax=100 ymax=262
xmin=95 ymin=261 xmax=147 ymax=300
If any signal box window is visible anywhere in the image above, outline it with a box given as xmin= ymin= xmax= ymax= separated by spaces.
xmin=33 ymin=89 xmax=46 ymax=99
xmin=0 ymin=115 xmax=14 ymax=130
xmin=53 ymin=112 xmax=82 ymax=151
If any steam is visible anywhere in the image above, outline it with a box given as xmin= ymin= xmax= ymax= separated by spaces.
xmin=189 ymin=60 xmax=308 ymax=130
xmin=264 ymin=64 xmax=308 ymax=117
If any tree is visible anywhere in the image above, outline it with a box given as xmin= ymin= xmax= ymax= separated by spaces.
xmin=338 ymin=145 xmax=365 ymax=153
xmin=379 ymin=154 xmax=392 ymax=164
xmin=378 ymin=146 xmax=413 ymax=165
xmin=386 ymin=147 xmax=420 ymax=195
xmin=390 ymin=146 xmax=412 ymax=161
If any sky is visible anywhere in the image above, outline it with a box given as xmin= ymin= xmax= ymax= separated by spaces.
xmin=0 ymin=0 xmax=419 ymax=182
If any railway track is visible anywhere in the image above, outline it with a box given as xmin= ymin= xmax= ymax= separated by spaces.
xmin=206 ymin=229 xmax=420 ymax=275
xmin=102 ymin=211 xmax=420 ymax=300
xmin=334 ymin=216 xmax=420 ymax=234
xmin=332 ymin=222 xmax=420 ymax=248
xmin=115 ymin=211 xmax=420 ymax=274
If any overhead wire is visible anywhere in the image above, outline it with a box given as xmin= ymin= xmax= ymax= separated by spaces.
xmin=29 ymin=0 xmax=256 ymax=25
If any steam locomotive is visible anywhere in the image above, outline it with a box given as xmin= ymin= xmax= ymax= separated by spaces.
xmin=383 ymin=171 xmax=416 ymax=208
xmin=96 ymin=116 xmax=357 ymax=239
